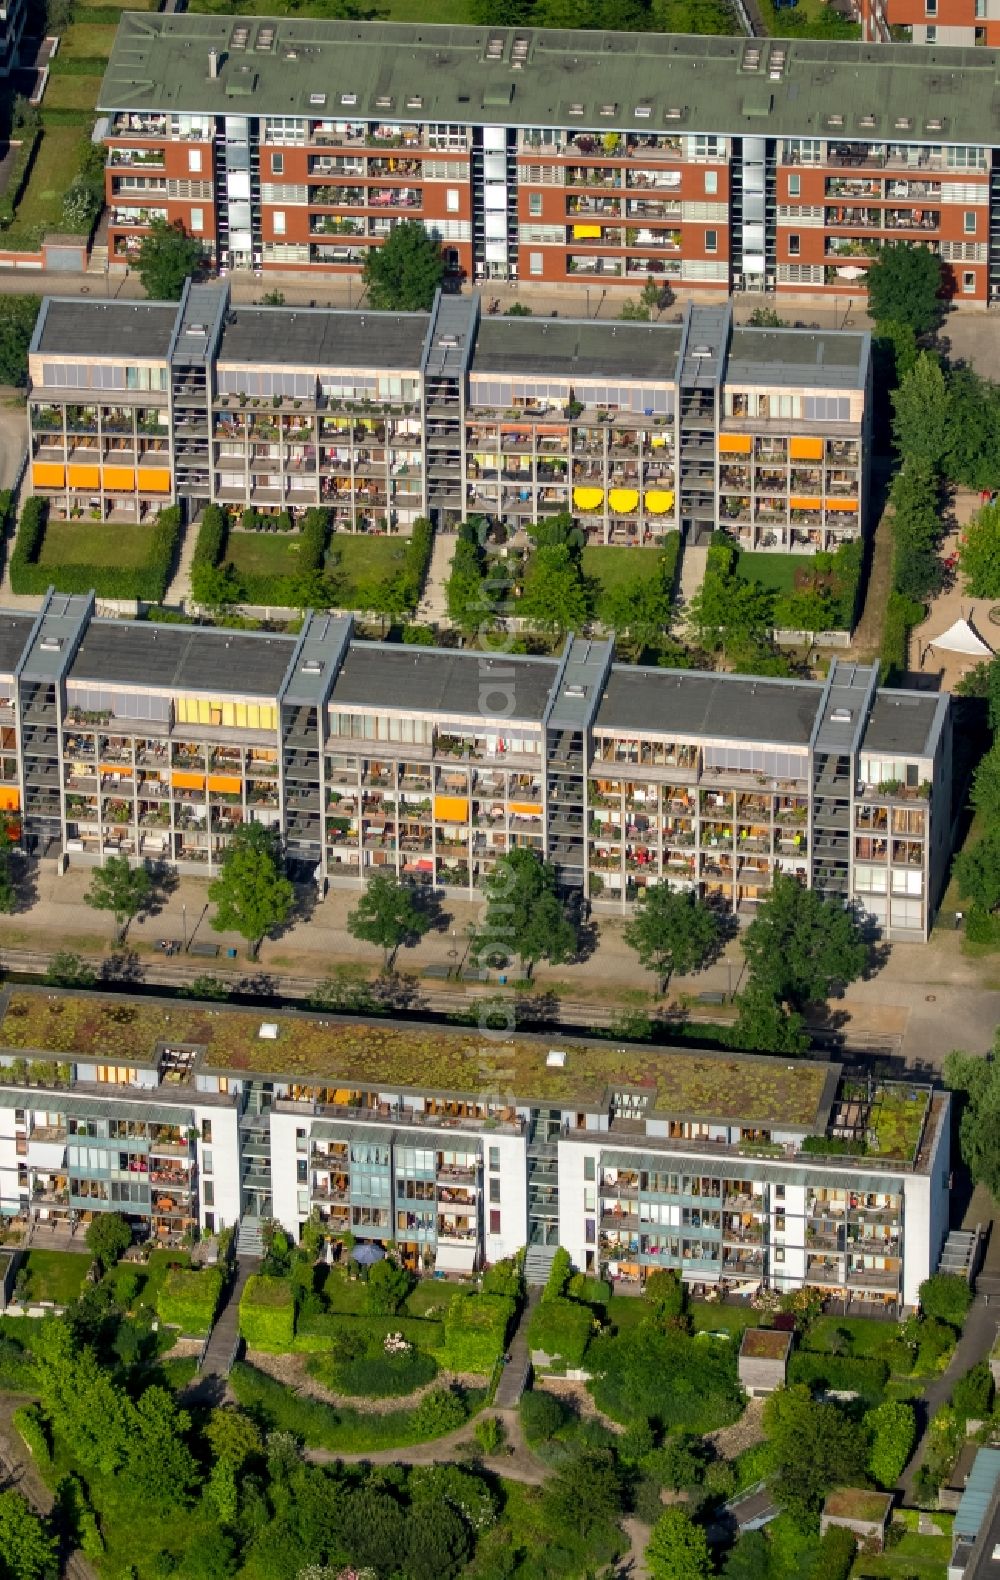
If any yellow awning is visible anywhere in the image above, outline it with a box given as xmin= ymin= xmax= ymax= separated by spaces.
xmin=573 ymin=486 xmax=604 ymax=510
xmin=609 ymin=488 xmax=639 ymax=513
xmin=573 ymin=224 xmax=602 ymax=239
xmin=644 ymin=489 xmax=675 ymax=514
xmin=650 ymin=435 xmax=668 ymax=448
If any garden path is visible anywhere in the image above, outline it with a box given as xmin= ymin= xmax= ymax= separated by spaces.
xmin=303 ymin=1403 xmax=548 ymax=1485
xmin=897 ymin=1292 xmax=999 ymax=1504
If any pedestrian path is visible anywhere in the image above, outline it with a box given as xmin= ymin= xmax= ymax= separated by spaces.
xmin=674 ymin=541 xmax=708 ymax=638
xmin=181 ymin=1257 xmax=253 ymax=1407
xmin=415 ymin=528 xmax=457 ymax=625
xmin=164 ymin=513 xmax=199 ymax=608
xmin=494 ymin=1289 xmax=539 ymax=1411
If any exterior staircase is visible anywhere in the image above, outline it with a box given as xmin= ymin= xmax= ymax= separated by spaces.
xmin=523 ymin=1244 xmax=558 ymax=1286
xmin=236 ymin=1215 xmax=264 ymax=1258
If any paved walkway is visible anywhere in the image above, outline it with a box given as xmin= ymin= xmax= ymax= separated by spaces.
xmin=415 ymin=527 xmax=457 ymax=626
xmin=305 ymin=1403 xmax=549 ymax=1484
xmin=494 ymin=1290 xmax=538 ymax=1411
xmin=181 ymin=1257 xmax=252 ymax=1408
xmin=163 ymin=512 xmax=199 ymax=609
xmin=898 ymin=1292 xmax=999 ymax=1504
xmin=674 ymin=541 xmax=709 ymax=639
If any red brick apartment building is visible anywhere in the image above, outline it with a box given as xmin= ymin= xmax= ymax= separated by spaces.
xmin=97 ymin=16 xmax=999 ymax=304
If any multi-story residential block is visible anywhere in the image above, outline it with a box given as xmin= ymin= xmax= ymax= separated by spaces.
xmin=0 ymin=986 xmax=950 ymax=1307
xmin=27 ymin=286 xmax=871 ymax=550
xmin=97 ymin=17 xmax=999 ymax=303
xmin=0 ymin=594 xmax=951 ymax=937
xmin=881 ymin=0 xmax=1000 ymax=49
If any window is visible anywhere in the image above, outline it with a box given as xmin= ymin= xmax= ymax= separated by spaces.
xmin=190 ymin=207 xmax=204 ymax=233
xmin=925 ymin=0 xmax=937 ymax=12
xmin=584 ymin=1156 xmax=596 ymax=1181
xmin=489 ymin=1177 xmax=501 ymax=1203
xmin=203 ymin=1180 xmax=215 ymax=1207
xmin=273 ymin=210 xmax=286 ymax=235
xmin=774 ymin=1247 xmax=785 ymax=1263
xmin=775 ymin=1213 xmax=786 ymax=1232
xmin=964 ymin=270 xmax=976 ymax=293
xmin=201 ymin=1119 xmax=212 ymax=1143
xmin=446 ymin=187 xmax=460 ymax=213
xmin=705 ymin=170 xmax=718 ymax=195
xmin=489 ymin=1147 xmax=500 ymax=1171
xmin=204 ymin=1212 xmax=215 ymax=1234
xmin=202 ymin=1149 xmax=213 ymax=1176
xmin=965 ymin=210 xmax=977 ymax=234
xmin=788 ymin=173 xmax=800 ymax=197
xmin=489 ymin=1209 xmax=501 ymax=1234
xmin=585 ymin=1218 xmax=596 ymax=1244
xmin=788 ymin=233 xmax=800 ymax=257
xmin=529 ymin=191 xmax=542 ymax=216
xmin=925 ymin=24 xmax=937 ymax=39
xmin=272 ymin=153 xmax=285 ymax=176
xmin=775 ymin=1185 xmax=785 ymax=1200
xmin=529 ymin=251 xmax=543 ymax=276
xmin=705 ymin=228 xmax=717 ymax=253
xmin=188 ymin=149 xmax=202 ymax=174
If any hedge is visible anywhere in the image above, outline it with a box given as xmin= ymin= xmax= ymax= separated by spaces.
xmin=292 ymin=1310 xmax=445 ymax=1354
xmin=527 ymin=1295 xmax=593 ymax=1368
xmin=14 ymin=1403 xmax=52 ymax=1476
xmin=10 ymin=499 xmax=183 ymax=601
xmin=156 ymin=1266 xmax=223 ymax=1338
xmin=788 ymin=1351 xmax=889 ymax=1403
xmin=192 ymin=504 xmax=229 ymax=575
xmin=880 ymin=590 xmax=923 ymax=684
xmin=239 ymin=1274 xmax=295 ymax=1350
xmin=810 ymin=1524 xmax=857 ymax=1580
xmin=309 ymin=1347 xmax=438 ymax=1398
xmin=440 ymin=1292 xmax=515 ymax=1375
xmin=567 ymin=1273 xmax=612 ymax=1307
xmin=542 ymin=1247 xmax=572 ymax=1303
xmin=0 ymin=127 xmax=41 ymax=229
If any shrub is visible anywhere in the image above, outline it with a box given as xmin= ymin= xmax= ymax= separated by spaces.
xmin=587 ymin=1325 xmax=743 ymax=1432
xmin=0 ymin=124 xmax=41 ymax=229
xmin=156 ymin=1266 xmax=223 ymax=1338
xmin=567 ymin=1272 xmax=611 ymax=1307
xmin=811 ymin=1524 xmax=857 ymax=1580
xmin=310 ymin=1347 xmax=437 ymax=1398
xmin=413 ymin=1385 xmax=469 ymax=1436
xmin=951 ymin=1361 xmax=994 ymax=1422
xmin=880 ymin=589 xmax=923 ymax=683
xmin=0 ymin=1335 xmax=36 ymax=1392
xmin=441 ymin=1293 xmax=514 ymax=1375
xmin=865 ymin=1399 xmax=917 ymax=1489
xmin=481 ymin=1255 xmax=525 ymax=1300
xmin=474 ymin=1415 xmax=506 ymax=1455
xmin=645 ymin=1269 xmax=686 ymax=1321
xmin=13 ymin=1403 xmax=51 ymax=1472
xmin=519 ymin=1388 xmax=568 ymax=1444
xmin=191 ymin=504 xmax=229 ymax=578
xmin=239 ymin=1275 xmax=295 ymax=1350
xmin=918 ymin=1274 xmax=973 ymax=1328
xmin=787 ymin=1351 xmax=889 ymax=1405
xmin=527 ymin=1296 xmax=593 ymax=1368
xmin=365 ymin=1257 xmax=414 ymax=1316
xmin=542 ymin=1247 xmax=572 ymax=1302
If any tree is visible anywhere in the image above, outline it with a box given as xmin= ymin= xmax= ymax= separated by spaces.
xmin=519 ymin=544 xmax=590 ymax=637
xmin=960 ymin=501 xmax=1000 ymax=598
xmin=84 ymin=854 xmax=153 ymax=943
xmin=0 ymin=835 xmax=17 ymax=914
xmin=865 ymin=1398 xmax=916 ymax=1488
xmin=918 ymin=1272 xmax=974 ymax=1327
xmin=544 ymin=1449 xmax=623 ymax=1538
xmin=403 ymin=1502 xmax=470 ymax=1580
xmin=0 ymin=1489 xmax=58 ymax=1580
xmin=362 ymin=220 xmax=445 ymax=311
xmin=0 ymin=295 xmax=41 ymax=387
xmin=742 ymin=873 xmax=869 ymax=1012
xmin=970 ymin=746 xmax=1000 ymax=824
xmin=733 ymin=983 xmax=809 ymax=1055
xmin=944 ymin=1046 xmax=1000 ymax=1197
xmin=346 ymin=872 xmax=432 ymax=970
xmin=206 ymin=1407 xmax=263 ymax=1471
xmin=644 ymin=1507 xmax=712 ymax=1580
xmin=135 ymin=218 xmax=203 ymax=301
xmin=208 ymin=822 xmax=293 ymax=959
xmin=722 ymin=1530 xmax=772 ymax=1580
xmin=955 ymin=825 xmax=1000 ymax=914
xmin=624 ymin=886 xmax=719 ymax=989
xmin=472 ymin=848 xmax=579 ymax=978
xmin=944 ymin=367 xmax=1000 ymax=492
xmin=84 ymin=1211 xmax=131 ymax=1270
xmin=865 ymin=242 xmax=942 ymax=336
xmin=891 ymin=353 xmax=951 ymax=473
xmin=43 ymin=951 xmax=96 ymax=989
xmin=763 ymin=1384 xmax=867 ymax=1520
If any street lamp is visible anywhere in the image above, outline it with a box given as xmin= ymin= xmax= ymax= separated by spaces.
xmin=182 ymin=903 xmax=187 ymax=953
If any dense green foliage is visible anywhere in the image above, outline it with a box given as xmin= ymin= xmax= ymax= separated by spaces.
xmin=441 ymin=1292 xmax=515 ymax=1374
xmin=587 ymin=1322 xmax=743 ymax=1432
xmin=866 ymin=243 xmax=943 ymax=337
xmin=83 ymin=1212 xmax=132 ymax=1270
xmin=157 ymin=1266 xmax=223 ymax=1338
xmin=786 ymin=1351 xmax=889 ymax=1406
xmin=526 ymin=1296 xmax=593 ymax=1368
xmin=918 ymin=1272 xmax=974 ymax=1327
xmin=945 ymin=1043 xmax=1000 ymax=1197
xmin=762 ymin=1385 xmax=867 ymax=1522
xmin=645 ymin=1505 xmax=713 ymax=1580
xmin=208 ymin=821 xmax=293 ymax=957
xmin=624 ymin=887 xmax=720 ymax=988
xmin=135 ymin=218 xmax=204 ymax=300
xmin=0 ymin=294 xmax=41 ymax=385
xmin=84 ymin=858 xmax=153 ymax=944
xmin=239 ymin=1275 xmax=296 ymax=1349
xmin=472 ymin=848 xmax=579 ymax=976
xmin=865 ymin=1398 xmax=917 ymax=1488
xmin=362 ymin=220 xmax=445 ymax=310
xmin=346 ymin=872 xmax=433 ymax=968
xmin=10 ymin=499 xmax=182 ymax=599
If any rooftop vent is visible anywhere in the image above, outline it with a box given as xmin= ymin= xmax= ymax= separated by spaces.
xmin=564 ymin=683 xmax=585 ymax=699
xmin=567 ymin=102 xmax=585 ymax=116
xmin=340 ymin=92 xmax=357 ymax=106
xmin=309 ymin=92 xmax=327 ymax=107
xmin=39 ymin=636 xmax=62 ymax=652
xmin=830 ymin=706 xmax=852 ymax=723
xmin=634 ymin=104 xmax=652 ymax=119
xmin=208 ymin=47 xmax=219 ymax=79
xmin=258 ymin=1022 xmax=279 ymax=1040
xmin=894 ymin=115 xmax=913 ymax=130
xmin=256 ymin=24 xmax=275 ymax=50
xmin=406 ymin=94 xmax=423 ymax=109
xmin=599 ymin=102 xmax=618 ymax=117
xmin=375 ymin=94 xmax=394 ymax=109
xmin=301 ymin=658 xmax=321 ymax=674
xmin=485 ymin=33 xmax=504 ymax=59
xmin=231 ymin=23 xmax=249 ymax=48
xmin=546 ymin=1049 xmax=567 ymax=1068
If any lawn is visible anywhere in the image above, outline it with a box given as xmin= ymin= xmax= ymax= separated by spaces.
xmin=582 ymin=545 xmax=658 ymax=597
xmin=852 ymin=1509 xmax=952 ymax=1580
xmin=42 ymin=76 xmax=103 ymax=112
xmin=735 ymin=549 xmax=807 ymax=594
xmin=18 ymin=1249 xmax=89 ymax=1306
xmin=690 ymin=1301 xmax=762 ymax=1337
xmin=188 ymin=0 xmax=472 ymax=14
xmin=55 ymin=20 xmax=119 ymax=57
xmin=806 ymin=1315 xmax=900 ymax=1357
xmin=226 ymin=530 xmax=308 ymax=580
xmin=329 ymin=532 xmax=411 ymax=600
xmin=2 ymin=126 xmax=90 ymax=248
xmin=38 ymin=520 xmax=161 ymax=569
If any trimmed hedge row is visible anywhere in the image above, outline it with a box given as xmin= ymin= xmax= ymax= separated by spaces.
xmin=526 ymin=1295 xmax=593 ymax=1368
xmin=292 ymin=1310 xmax=445 ymax=1354
xmin=440 ymin=1292 xmax=514 ymax=1375
xmin=0 ymin=128 xmax=41 ymax=229
xmin=11 ymin=499 xmax=183 ymax=600
xmin=156 ymin=1265 xmax=223 ymax=1338
xmin=191 ymin=504 xmax=228 ymax=576
xmin=239 ymin=1274 xmax=295 ymax=1349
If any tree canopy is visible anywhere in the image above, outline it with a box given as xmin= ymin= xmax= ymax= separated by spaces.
xmin=518 ymin=543 xmax=590 ymax=637
xmin=954 ymin=825 xmax=1000 ymax=915
xmin=623 ymin=887 xmax=720 ymax=988
xmin=362 ymin=221 xmax=445 ymax=311
xmin=891 ymin=353 xmax=950 ymax=474
xmin=346 ymin=872 xmax=433 ymax=969
xmin=945 ymin=1044 xmax=1000 ymax=1197
xmin=0 ymin=1490 xmax=58 ymax=1580
xmin=959 ymin=501 xmax=1000 ymax=598
xmin=0 ymin=294 xmax=41 ymax=387
xmin=84 ymin=854 xmax=153 ymax=943
xmin=135 ymin=219 xmax=203 ymax=301
xmin=763 ymin=1384 xmax=867 ymax=1520
xmin=208 ymin=822 xmax=294 ymax=958
xmin=84 ymin=1212 xmax=131 ymax=1270
xmin=472 ymin=848 xmax=579 ymax=978
xmin=741 ymin=873 xmax=869 ymax=1012
xmin=644 ymin=1507 xmax=713 ymax=1580
xmin=865 ymin=242 xmax=942 ymax=336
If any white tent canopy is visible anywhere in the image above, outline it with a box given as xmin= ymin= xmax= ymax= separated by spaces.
xmin=927 ymin=618 xmax=994 ymax=658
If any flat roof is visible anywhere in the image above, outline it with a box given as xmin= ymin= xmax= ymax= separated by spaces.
xmin=598 ymin=666 xmax=822 ymax=747
xmin=862 ymin=691 xmax=942 ymax=758
xmin=473 ymin=317 xmax=683 ymax=382
xmin=329 ymin=643 xmax=558 ymax=722
xmin=217 ymin=305 xmax=429 ymax=370
xmin=99 ymin=17 xmax=1000 ymax=148
xmin=69 ymin=620 xmax=295 ymax=698
xmin=33 ymin=299 xmax=179 ymax=361
xmin=0 ymin=986 xmax=838 ymax=1124
xmin=0 ymin=613 xmax=36 ymax=679
xmin=727 ymin=327 xmax=869 ymax=391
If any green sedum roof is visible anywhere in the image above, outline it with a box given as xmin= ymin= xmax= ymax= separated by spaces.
xmin=99 ymin=16 xmax=1000 ymax=148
